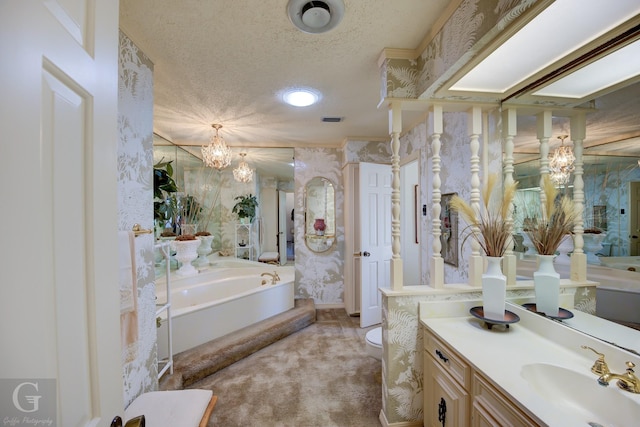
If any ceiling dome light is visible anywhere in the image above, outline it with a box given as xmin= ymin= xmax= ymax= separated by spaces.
xmin=287 ymin=0 xmax=345 ymax=34
xmin=282 ymin=88 xmax=321 ymax=107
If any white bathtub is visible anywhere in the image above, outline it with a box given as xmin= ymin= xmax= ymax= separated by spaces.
xmin=156 ymin=261 xmax=294 ymax=359
xmin=599 ymin=256 xmax=640 ymax=272
xmin=585 ymin=262 xmax=640 ymax=324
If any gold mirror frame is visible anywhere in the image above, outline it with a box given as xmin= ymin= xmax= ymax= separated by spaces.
xmin=304 ymin=177 xmax=336 ymax=253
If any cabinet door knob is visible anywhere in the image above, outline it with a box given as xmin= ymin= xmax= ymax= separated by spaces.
xmin=435 ymin=349 xmax=449 ymax=363
xmin=438 ymin=397 xmax=446 ymax=427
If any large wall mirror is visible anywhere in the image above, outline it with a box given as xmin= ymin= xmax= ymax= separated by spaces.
xmin=305 ymin=177 xmax=335 ymax=253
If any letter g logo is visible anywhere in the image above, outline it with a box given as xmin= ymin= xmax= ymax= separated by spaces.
xmin=12 ymin=381 xmax=41 ymax=413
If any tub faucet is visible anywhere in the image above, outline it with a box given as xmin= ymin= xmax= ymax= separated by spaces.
xmin=261 ymin=271 xmax=280 ymax=284
xmin=597 ymin=361 xmax=640 ymax=394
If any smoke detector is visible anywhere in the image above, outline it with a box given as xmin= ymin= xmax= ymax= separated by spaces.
xmin=287 ymin=0 xmax=345 ymax=34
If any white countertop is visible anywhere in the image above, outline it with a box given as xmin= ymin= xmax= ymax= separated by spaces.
xmin=420 ymin=302 xmax=640 ymax=427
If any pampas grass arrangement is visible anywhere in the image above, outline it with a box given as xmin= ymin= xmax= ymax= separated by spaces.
xmin=449 ymin=174 xmax=518 ymax=258
xmin=524 ymin=175 xmax=579 ymax=255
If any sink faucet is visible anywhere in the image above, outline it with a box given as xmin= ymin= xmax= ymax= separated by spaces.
xmin=581 ymin=345 xmax=610 ymax=375
xmin=597 ymin=361 xmax=640 ymax=394
xmin=260 ymin=271 xmax=280 ymax=285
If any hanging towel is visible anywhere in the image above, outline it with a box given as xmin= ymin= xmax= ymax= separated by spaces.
xmin=119 ymin=230 xmax=138 ymax=363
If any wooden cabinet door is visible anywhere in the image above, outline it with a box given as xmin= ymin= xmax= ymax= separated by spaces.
xmin=424 ymin=354 xmax=469 ymax=427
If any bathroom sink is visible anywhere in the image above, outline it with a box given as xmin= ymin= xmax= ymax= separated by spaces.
xmin=521 ymin=363 xmax=640 ymax=427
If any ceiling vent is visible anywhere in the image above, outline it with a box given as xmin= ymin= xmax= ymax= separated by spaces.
xmin=321 ymin=116 xmax=343 ymax=123
xmin=287 ymin=0 xmax=345 ymax=34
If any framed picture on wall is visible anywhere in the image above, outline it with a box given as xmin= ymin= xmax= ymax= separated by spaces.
xmin=441 ymin=193 xmax=458 ymax=267
xmin=593 ymin=205 xmax=607 ymax=231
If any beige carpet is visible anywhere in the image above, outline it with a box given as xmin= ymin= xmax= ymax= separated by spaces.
xmin=189 ymin=309 xmax=382 ymax=427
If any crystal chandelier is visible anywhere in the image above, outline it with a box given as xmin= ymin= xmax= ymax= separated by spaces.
xmin=202 ymin=124 xmax=232 ymax=169
xmin=233 ymin=153 xmax=254 ymax=183
xmin=548 ymin=135 xmax=575 ymax=185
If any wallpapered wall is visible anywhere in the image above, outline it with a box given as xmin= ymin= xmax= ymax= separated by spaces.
xmin=293 ymin=142 xmax=393 ymax=305
xmin=293 ymin=148 xmax=345 ymax=304
xmin=118 ymin=32 xmax=157 ymax=406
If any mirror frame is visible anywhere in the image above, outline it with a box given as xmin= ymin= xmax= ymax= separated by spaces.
xmin=304 ymin=176 xmax=336 ymax=253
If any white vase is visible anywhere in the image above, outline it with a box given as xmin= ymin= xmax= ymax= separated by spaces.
xmin=195 ymin=235 xmax=214 ymax=267
xmin=583 ymin=232 xmax=606 ymax=264
xmin=556 ymin=235 xmax=573 ymax=263
xmin=482 ymin=256 xmax=506 ymax=320
xmin=170 ymin=239 xmax=201 ymax=276
xmin=534 ymin=254 xmax=560 ymax=317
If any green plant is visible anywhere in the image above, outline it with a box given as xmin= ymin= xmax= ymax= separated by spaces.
xmin=154 ymin=159 xmax=178 ymax=222
xmin=232 ymin=194 xmax=258 ymax=221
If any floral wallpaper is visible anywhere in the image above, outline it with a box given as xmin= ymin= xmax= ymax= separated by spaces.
xmin=118 ymin=31 xmax=157 ymax=406
xmin=294 ymin=148 xmax=345 ymax=304
xmin=382 ymin=0 xmax=539 ymax=100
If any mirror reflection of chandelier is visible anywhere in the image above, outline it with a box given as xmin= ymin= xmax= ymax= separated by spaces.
xmin=202 ymin=124 xmax=232 ymax=169
xmin=548 ymin=135 xmax=575 ymax=185
xmin=233 ymin=153 xmax=254 ymax=183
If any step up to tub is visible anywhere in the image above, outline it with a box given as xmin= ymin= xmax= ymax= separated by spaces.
xmin=160 ymin=298 xmax=316 ymax=390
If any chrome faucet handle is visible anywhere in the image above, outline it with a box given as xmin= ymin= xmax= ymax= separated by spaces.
xmin=581 ymin=345 xmax=609 ymax=375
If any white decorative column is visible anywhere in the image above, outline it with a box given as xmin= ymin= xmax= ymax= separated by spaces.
xmin=537 ymin=110 xmax=552 ymax=211
xmin=502 ymin=108 xmax=517 ymax=285
xmin=570 ymin=113 xmax=587 ymax=281
xmin=468 ymin=106 xmax=483 ymax=287
xmin=389 ymin=102 xmax=403 ymax=290
xmin=430 ymin=105 xmax=444 ymax=288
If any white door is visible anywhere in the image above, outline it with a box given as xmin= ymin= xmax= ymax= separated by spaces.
xmin=0 ymin=2 xmax=124 ymax=426
xmin=630 ymin=181 xmax=640 ymax=256
xmin=359 ymin=162 xmax=393 ymax=328
xmin=278 ymin=190 xmax=287 ymax=265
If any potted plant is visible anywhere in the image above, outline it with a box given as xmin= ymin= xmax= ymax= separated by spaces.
xmin=232 ymin=194 xmax=258 ymax=223
xmin=449 ymin=174 xmax=518 ymax=320
xmin=154 ymin=159 xmax=179 ymax=235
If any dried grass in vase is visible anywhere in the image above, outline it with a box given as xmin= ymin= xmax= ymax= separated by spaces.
xmin=524 ymin=175 xmax=579 ymax=255
xmin=449 ymin=174 xmax=518 ymax=258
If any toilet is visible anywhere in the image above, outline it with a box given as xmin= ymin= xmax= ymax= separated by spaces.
xmin=365 ymin=327 xmax=382 ymax=360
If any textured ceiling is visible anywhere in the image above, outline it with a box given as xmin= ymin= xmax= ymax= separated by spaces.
xmin=120 ymin=0 xmax=640 ymax=171
xmin=119 ymin=0 xmax=451 ymax=148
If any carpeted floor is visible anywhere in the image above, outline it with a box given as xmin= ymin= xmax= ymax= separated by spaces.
xmin=188 ymin=309 xmax=382 ymax=427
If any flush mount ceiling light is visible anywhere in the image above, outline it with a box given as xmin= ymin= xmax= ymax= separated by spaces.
xmin=233 ymin=153 xmax=254 ymax=183
xmin=287 ymin=0 xmax=345 ymax=34
xmin=202 ymin=124 xmax=232 ymax=169
xmin=282 ymin=87 xmax=321 ymax=107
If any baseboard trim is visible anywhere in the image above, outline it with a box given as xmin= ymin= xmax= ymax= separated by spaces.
xmin=379 ymin=410 xmax=422 ymax=427
xmin=314 ymin=303 xmax=345 ymax=309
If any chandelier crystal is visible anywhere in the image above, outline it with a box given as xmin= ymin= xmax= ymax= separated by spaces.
xmin=548 ymin=135 xmax=575 ymax=185
xmin=202 ymin=124 xmax=232 ymax=169
xmin=233 ymin=153 xmax=254 ymax=183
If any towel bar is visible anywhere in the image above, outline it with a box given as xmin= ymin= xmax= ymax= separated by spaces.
xmin=132 ymin=224 xmax=152 ymax=237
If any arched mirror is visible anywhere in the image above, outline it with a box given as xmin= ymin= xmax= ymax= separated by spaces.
xmin=305 ymin=177 xmax=335 ymax=252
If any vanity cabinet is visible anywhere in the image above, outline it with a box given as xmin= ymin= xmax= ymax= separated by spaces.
xmin=424 ymin=328 xmax=538 ymax=427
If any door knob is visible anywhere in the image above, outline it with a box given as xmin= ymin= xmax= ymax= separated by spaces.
xmin=353 ymin=251 xmax=371 ymax=257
